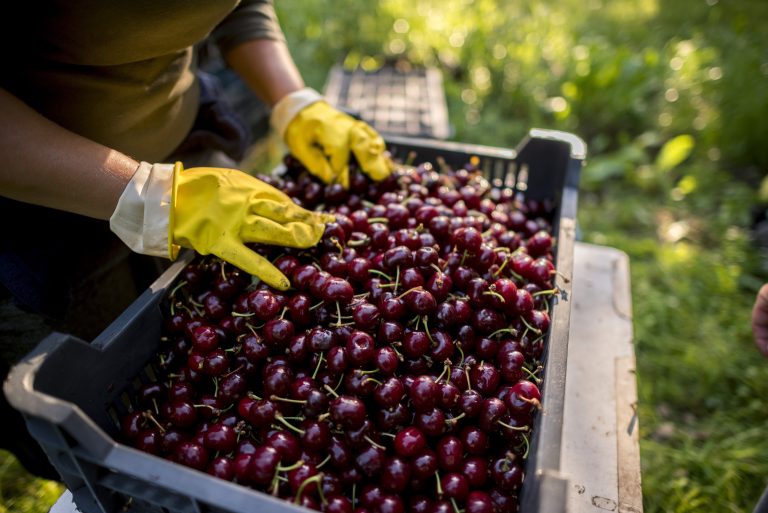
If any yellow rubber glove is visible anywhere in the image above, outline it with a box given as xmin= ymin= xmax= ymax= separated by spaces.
xmin=271 ymin=88 xmax=393 ymax=189
xmin=168 ymin=163 xmax=333 ymax=290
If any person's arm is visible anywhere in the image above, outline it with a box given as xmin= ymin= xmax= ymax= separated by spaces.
xmin=751 ymin=283 xmax=768 ymax=358
xmin=0 ymin=88 xmax=139 ymax=220
xmin=223 ymin=38 xmax=304 ymax=107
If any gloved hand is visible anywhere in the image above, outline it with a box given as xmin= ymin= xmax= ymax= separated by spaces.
xmin=110 ymin=162 xmax=332 ymax=290
xmin=270 ymin=88 xmax=393 ymax=189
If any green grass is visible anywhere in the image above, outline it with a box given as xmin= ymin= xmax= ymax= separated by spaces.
xmin=3 ymin=1 xmax=768 ymax=512
xmin=0 ymin=450 xmax=63 ymax=513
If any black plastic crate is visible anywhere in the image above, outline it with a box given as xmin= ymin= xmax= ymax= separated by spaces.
xmin=4 ymin=130 xmax=585 ymax=513
xmin=324 ymin=63 xmax=451 ymax=140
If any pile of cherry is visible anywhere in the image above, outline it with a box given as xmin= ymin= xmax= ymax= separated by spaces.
xmin=120 ymin=155 xmax=562 ymax=513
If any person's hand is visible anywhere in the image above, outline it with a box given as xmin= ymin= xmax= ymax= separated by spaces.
xmin=751 ymin=283 xmax=768 ymax=357
xmin=270 ymin=88 xmax=393 ymax=189
xmin=110 ymin=162 xmax=332 ymax=290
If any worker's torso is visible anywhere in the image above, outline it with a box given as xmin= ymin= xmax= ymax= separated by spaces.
xmin=4 ymin=1 xmax=239 ymax=161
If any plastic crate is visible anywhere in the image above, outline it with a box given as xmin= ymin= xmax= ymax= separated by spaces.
xmin=324 ymin=63 xmax=451 ymax=140
xmin=4 ymin=129 xmax=585 ymax=513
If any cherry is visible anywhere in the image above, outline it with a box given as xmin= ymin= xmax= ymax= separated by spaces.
xmin=248 ymin=289 xmax=280 ymax=321
xmin=203 ymin=423 xmax=236 ymax=453
xmin=330 ymin=395 xmax=367 ymax=429
xmin=435 ymin=435 xmax=464 ymax=472
xmin=301 ymin=419 xmax=332 ymax=453
xmin=440 ymin=472 xmax=469 ymax=500
xmin=505 ymin=379 xmax=542 ymax=417
xmin=174 ymin=441 xmax=209 ymax=471
xmin=403 ymin=288 xmax=437 ymax=315
xmin=410 ymin=449 xmax=438 ymax=480
xmin=355 ymin=444 xmax=386 ymax=478
xmin=453 ymin=227 xmax=483 ymax=254
xmin=381 ymin=456 xmax=412 ymax=493
xmin=409 ymin=375 xmax=439 ymax=412
xmin=465 ymin=491 xmax=494 ymax=513
xmin=190 ymin=325 xmax=219 ymax=353
xmin=266 ymin=430 xmax=301 ymax=464
xmin=415 ymin=407 xmax=446 ymax=437
xmin=470 ymin=361 xmax=501 ymax=396
xmin=325 ymin=495 xmax=353 ymax=513
xmin=249 ymin=445 xmax=282 ymax=487
xmin=321 ymin=277 xmax=355 ymax=303
xmin=393 ymin=426 xmax=427 ymax=458
xmin=374 ymin=346 xmax=400 ymax=375
xmin=373 ymin=376 xmax=405 ymax=408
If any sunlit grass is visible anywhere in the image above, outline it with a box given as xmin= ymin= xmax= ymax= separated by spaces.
xmin=0 ymin=450 xmax=63 ymax=513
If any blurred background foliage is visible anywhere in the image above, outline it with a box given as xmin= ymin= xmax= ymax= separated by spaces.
xmin=3 ymin=0 xmax=768 ymax=512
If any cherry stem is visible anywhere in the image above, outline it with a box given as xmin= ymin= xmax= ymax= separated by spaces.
xmin=520 ymin=396 xmax=542 ymax=410
xmin=483 ymin=290 xmax=506 ymax=303
xmin=278 ymin=460 xmax=305 ymax=473
xmin=493 ymin=255 xmax=510 ymax=277
xmin=394 ymin=266 xmax=400 ymax=294
xmin=396 ymin=286 xmax=423 ymax=300
xmin=497 ymin=420 xmax=530 ymax=432
xmin=364 ymin=436 xmax=386 ymax=450
xmin=520 ymin=316 xmax=542 ymax=335
xmin=367 ymin=217 xmax=389 ymax=224
xmin=489 ymin=327 xmax=517 ymax=339
xmin=446 ymin=412 xmax=466 ymax=424
xmin=520 ymin=433 xmax=531 ymax=459
xmin=454 ymin=341 xmax=465 ymax=365
xmin=368 ymin=269 xmax=393 ymax=281
xmin=347 ymin=237 xmax=371 ymax=248
xmin=532 ymin=288 xmax=559 ymax=297
xmin=435 ymin=470 xmax=444 ymax=496
xmin=554 ymin=269 xmax=571 ymax=284
xmin=309 ymin=301 xmax=324 ymax=311
xmin=294 ymin=473 xmax=326 ymax=505
xmin=380 ymin=432 xmax=396 ymax=438
xmin=464 ymin=367 xmax=472 ymax=391
xmin=430 ymin=263 xmax=444 ymax=274
xmin=275 ymin=413 xmax=305 ymax=435
xmin=316 ymin=455 xmax=331 ymax=469
xmin=271 ymin=395 xmax=307 ymax=405
xmin=169 ymin=280 xmax=188 ymax=300
xmin=522 ymin=366 xmax=543 ymax=384
xmin=459 ymin=250 xmax=468 ymax=267
xmin=423 ymin=316 xmax=435 ymax=344
xmin=364 ymin=377 xmax=383 ymax=386
xmin=331 ymin=237 xmax=344 ymax=256
xmin=232 ymin=311 xmax=256 ymax=317
xmin=450 ymin=498 xmax=462 ymax=513
xmin=143 ymin=411 xmax=166 ymax=434
xmin=323 ymin=384 xmax=340 ymax=398
xmin=436 ymin=361 xmax=451 ymax=383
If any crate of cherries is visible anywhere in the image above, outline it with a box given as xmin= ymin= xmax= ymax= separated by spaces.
xmin=118 ymin=151 xmax=564 ymax=513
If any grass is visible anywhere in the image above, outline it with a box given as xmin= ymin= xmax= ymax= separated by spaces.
xmin=0 ymin=451 xmax=63 ymax=513
xmin=3 ymin=0 xmax=768 ymax=512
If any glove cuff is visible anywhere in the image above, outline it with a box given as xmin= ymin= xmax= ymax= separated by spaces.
xmin=270 ymin=87 xmax=324 ymax=140
xmin=109 ymin=162 xmax=175 ymax=258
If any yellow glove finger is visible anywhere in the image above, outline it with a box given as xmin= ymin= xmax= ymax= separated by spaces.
xmin=350 ymin=122 xmax=393 ymax=182
xmin=322 ymin=128 xmax=351 ymax=189
xmin=211 ymin=239 xmax=292 ymax=291
xmin=240 ymin=214 xmax=328 ymax=249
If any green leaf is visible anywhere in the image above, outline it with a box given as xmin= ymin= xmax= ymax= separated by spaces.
xmin=655 ymin=135 xmax=695 ymax=172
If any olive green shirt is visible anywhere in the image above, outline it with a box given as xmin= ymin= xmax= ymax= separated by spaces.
xmin=2 ymin=1 xmax=284 ymax=162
